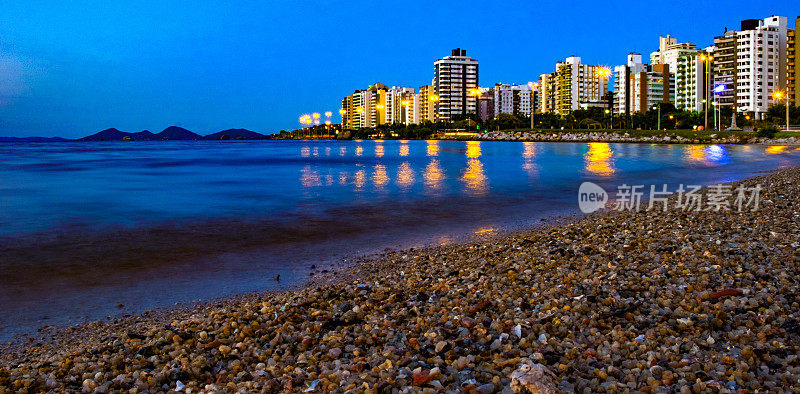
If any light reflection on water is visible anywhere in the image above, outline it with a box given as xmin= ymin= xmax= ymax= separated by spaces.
xmin=585 ymin=142 xmax=615 ymax=176
xmin=426 ymin=140 xmax=439 ymax=156
xmin=766 ymin=146 xmax=787 ymax=154
xmin=2 ymin=140 xmax=799 ymax=238
xmin=423 ymin=158 xmax=445 ymax=190
xmin=396 ymin=162 xmax=415 ymax=189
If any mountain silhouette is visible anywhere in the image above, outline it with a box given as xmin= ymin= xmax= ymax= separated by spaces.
xmin=154 ymin=126 xmax=202 ymax=140
xmin=203 ymin=129 xmax=265 ymax=140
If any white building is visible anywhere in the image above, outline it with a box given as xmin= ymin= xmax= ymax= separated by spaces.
xmin=434 ymin=48 xmax=479 ymax=121
xmin=493 ymin=83 xmax=532 ymax=116
xmin=674 ymin=51 xmax=709 ymax=112
xmin=650 ymin=35 xmax=698 ymax=72
xmin=385 ymin=86 xmax=417 ymax=125
xmin=731 ymin=16 xmax=788 ymax=117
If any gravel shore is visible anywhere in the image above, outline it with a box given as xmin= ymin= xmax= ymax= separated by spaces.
xmin=2 ymin=166 xmax=800 ymax=393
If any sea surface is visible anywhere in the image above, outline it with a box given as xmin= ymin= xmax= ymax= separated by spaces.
xmin=1 ymin=140 xmax=799 ymax=340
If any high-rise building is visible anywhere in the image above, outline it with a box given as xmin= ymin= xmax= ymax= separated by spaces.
xmin=416 ymin=85 xmax=437 ymax=123
xmin=713 ymin=16 xmax=789 ymax=118
xmin=493 ymin=83 xmax=532 ymax=116
xmin=538 ymin=73 xmax=557 ymax=114
xmin=384 ymin=86 xmax=417 ymax=125
xmin=674 ymin=51 xmax=710 ymax=112
xmin=613 ymin=53 xmax=675 ymax=114
xmin=433 ymin=48 xmax=479 ymax=121
xmin=550 ymin=56 xmax=610 ymax=115
xmin=789 ymin=16 xmax=799 ymax=106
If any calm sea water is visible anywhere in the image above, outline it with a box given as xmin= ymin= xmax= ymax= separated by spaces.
xmin=1 ymin=140 xmax=799 ymax=340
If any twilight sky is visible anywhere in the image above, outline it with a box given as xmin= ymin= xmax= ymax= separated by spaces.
xmin=0 ymin=1 xmax=796 ymax=137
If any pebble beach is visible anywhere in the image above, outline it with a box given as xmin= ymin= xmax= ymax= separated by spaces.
xmin=2 ymin=165 xmax=800 ymax=393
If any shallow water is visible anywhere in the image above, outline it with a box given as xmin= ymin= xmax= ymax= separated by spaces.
xmin=1 ymin=140 xmax=799 ymax=340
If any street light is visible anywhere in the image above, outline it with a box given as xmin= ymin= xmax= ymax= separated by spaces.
xmin=594 ymin=68 xmax=612 ymax=129
xmin=528 ymin=82 xmax=540 ymax=130
xmin=773 ymin=90 xmax=789 ymax=131
xmin=652 ymin=104 xmax=661 ymax=130
xmin=713 ymin=83 xmax=726 ymax=131
xmin=699 ymin=54 xmax=713 ymax=131
xmin=467 ymin=89 xmax=481 ymax=129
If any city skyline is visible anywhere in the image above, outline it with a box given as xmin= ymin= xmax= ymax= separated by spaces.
xmin=0 ymin=1 xmax=797 ymax=137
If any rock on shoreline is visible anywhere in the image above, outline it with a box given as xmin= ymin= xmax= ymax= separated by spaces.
xmin=2 ymin=167 xmax=800 ymax=392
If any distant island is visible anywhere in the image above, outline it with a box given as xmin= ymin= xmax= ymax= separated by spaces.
xmin=0 ymin=126 xmax=275 ymax=142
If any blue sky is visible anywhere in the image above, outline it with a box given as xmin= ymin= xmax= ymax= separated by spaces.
xmin=0 ymin=1 xmax=796 ymax=137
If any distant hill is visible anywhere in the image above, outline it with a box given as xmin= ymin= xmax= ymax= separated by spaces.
xmin=0 ymin=136 xmax=72 ymax=142
xmin=131 ymin=130 xmax=157 ymax=140
xmin=154 ymin=126 xmax=201 ymax=140
xmin=80 ymin=128 xmax=131 ymax=141
xmin=203 ymin=129 xmax=265 ymax=140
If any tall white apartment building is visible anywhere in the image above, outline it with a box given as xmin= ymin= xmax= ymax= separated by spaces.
xmin=493 ymin=83 xmax=532 ymax=116
xmin=713 ymin=16 xmax=789 ymax=118
xmin=434 ymin=48 xmax=479 ymax=121
xmin=738 ymin=16 xmax=788 ymax=116
xmin=674 ymin=52 xmax=709 ymax=112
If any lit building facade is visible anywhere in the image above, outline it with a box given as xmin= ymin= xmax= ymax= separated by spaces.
xmin=551 ymin=56 xmax=610 ymax=115
xmin=789 ymin=17 xmax=799 ymax=106
xmin=674 ymin=51 xmax=710 ymax=112
xmin=416 ymin=84 xmax=437 ymax=123
xmin=433 ymin=48 xmax=479 ymax=121
xmin=384 ymin=86 xmax=417 ymax=125
xmin=340 ymin=83 xmax=389 ymax=129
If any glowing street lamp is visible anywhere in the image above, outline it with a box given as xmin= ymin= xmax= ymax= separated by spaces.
xmin=698 ymin=53 xmax=713 ymax=131
xmin=429 ymin=94 xmax=439 ymax=102
xmin=773 ymin=90 xmax=789 ymax=131
xmin=324 ymin=111 xmax=332 ymax=118
xmin=528 ymin=82 xmax=540 ymax=130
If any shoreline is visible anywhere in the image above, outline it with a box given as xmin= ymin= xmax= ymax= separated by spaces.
xmin=2 ymin=168 xmax=800 ymax=391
